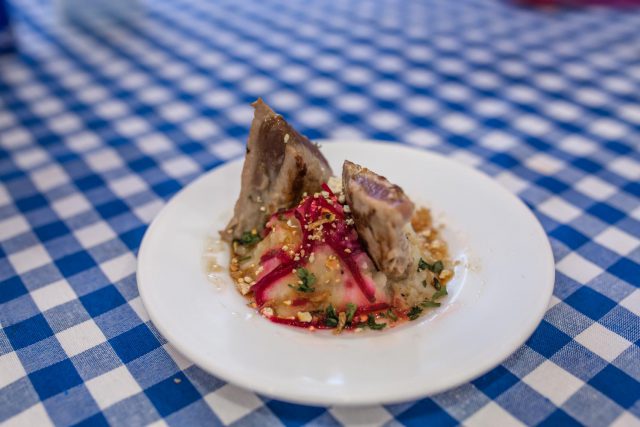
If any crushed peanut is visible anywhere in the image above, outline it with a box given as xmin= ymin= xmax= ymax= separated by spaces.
xmin=297 ymin=311 xmax=312 ymax=322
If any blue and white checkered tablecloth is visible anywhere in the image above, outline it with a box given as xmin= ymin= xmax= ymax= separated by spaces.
xmin=1 ymin=0 xmax=639 ymax=425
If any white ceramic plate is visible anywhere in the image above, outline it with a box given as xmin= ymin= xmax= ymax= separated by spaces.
xmin=138 ymin=140 xmax=554 ymax=406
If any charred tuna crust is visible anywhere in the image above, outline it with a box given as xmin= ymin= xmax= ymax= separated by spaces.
xmin=223 ymin=99 xmax=332 ymax=241
xmin=342 ymin=160 xmax=415 ymax=279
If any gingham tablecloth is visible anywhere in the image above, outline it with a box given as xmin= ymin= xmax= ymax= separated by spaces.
xmin=1 ymin=0 xmax=639 ymax=425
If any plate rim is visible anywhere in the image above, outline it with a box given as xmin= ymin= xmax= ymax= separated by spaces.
xmin=137 ymin=139 xmax=555 ymax=406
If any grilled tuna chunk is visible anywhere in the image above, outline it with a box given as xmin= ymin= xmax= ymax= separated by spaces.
xmin=342 ymin=160 xmax=415 ymax=279
xmin=222 ymin=99 xmax=332 ymax=241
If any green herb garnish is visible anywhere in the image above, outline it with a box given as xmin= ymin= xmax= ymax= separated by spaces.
xmin=366 ymin=314 xmax=386 ymax=330
xmin=345 ymin=303 xmax=357 ymax=324
xmin=387 ymin=309 xmax=398 ymax=321
xmin=421 ymin=300 xmax=441 ymax=308
xmin=432 ymin=286 xmax=448 ymax=301
xmin=325 ymin=304 xmax=339 ymax=327
xmin=433 ymin=277 xmax=441 ymax=290
xmin=288 ymin=268 xmax=316 ymax=293
xmin=432 ymin=261 xmax=444 ymax=274
xmin=236 ymin=231 xmax=261 ymax=246
xmin=422 ymin=280 xmax=428 ymax=288
xmin=417 ymin=258 xmax=444 ymax=274
xmin=408 ymin=286 xmax=448 ymax=320
xmin=407 ymin=306 xmax=423 ymax=320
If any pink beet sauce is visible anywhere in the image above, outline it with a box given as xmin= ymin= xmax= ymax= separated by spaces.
xmin=250 ymin=184 xmax=398 ymax=330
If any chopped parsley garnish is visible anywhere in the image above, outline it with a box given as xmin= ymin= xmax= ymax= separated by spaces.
xmin=345 ymin=303 xmax=357 ymax=324
xmin=432 ymin=286 xmax=448 ymax=301
xmin=366 ymin=314 xmax=386 ymax=330
xmin=288 ymin=268 xmax=316 ymax=293
xmin=387 ymin=309 xmax=398 ymax=321
xmin=407 ymin=306 xmax=423 ymax=320
xmin=417 ymin=258 xmax=444 ymax=274
xmin=236 ymin=231 xmax=261 ymax=246
xmin=432 ymin=261 xmax=444 ymax=274
xmin=422 ymin=280 xmax=428 ymax=288
xmin=409 ymin=285 xmax=448 ymax=320
xmin=325 ymin=304 xmax=339 ymax=327
xmin=420 ymin=300 xmax=441 ymax=308
xmin=433 ymin=277 xmax=441 ymax=290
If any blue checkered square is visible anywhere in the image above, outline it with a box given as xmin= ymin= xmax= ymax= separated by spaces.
xmin=4 ymin=313 xmax=53 ymax=350
xmin=29 ymin=359 xmax=83 ymax=400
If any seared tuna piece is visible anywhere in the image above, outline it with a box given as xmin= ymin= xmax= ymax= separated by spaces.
xmin=223 ymin=99 xmax=332 ymax=241
xmin=342 ymin=160 xmax=415 ymax=279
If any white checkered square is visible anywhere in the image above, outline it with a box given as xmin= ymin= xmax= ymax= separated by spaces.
xmin=210 ymin=139 xmax=244 ymax=160
xmin=14 ymin=147 xmax=48 ymax=170
xmin=161 ymin=156 xmax=200 ymax=178
xmin=589 ymin=118 xmax=629 ymax=139
xmin=496 ymin=171 xmax=529 ymax=195
xmin=465 ymin=402 xmax=523 ymax=427
xmin=0 ymin=352 xmax=27 ymax=389
xmin=48 ymin=113 xmax=82 ymax=134
xmin=52 ymin=193 xmax=92 ymax=218
xmin=538 ymin=197 xmax=582 ymax=223
xmin=31 ymin=164 xmax=68 ymax=192
xmin=575 ymin=176 xmax=617 ymax=201
xmin=440 ymin=113 xmax=477 ymax=134
xmin=136 ymin=133 xmax=174 ymax=155
xmin=57 ymin=319 xmax=107 ymax=357
xmin=556 ymin=253 xmax=602 ymax=284
xmin=559 ymin=135 xmax=597 ymax=156
xmin=75 ymin=221 xmax=117 ymax=248
xmin=109 ymin=175 xmax=148 ymax=199
xmin=9 ymin=244 xmax=52 ymax=275
xmin=525 ymin=154 xmax=565 ymax=175
xmin=4 ymin=403 xmax=53 ymax=427
xmin=205 ymin=384 xmax=263 ymax=425
xmin=0 ymin=215 xmax=30 ymax=241
xmin=480 ymin=131 xmax=517 ymax=151
xmin=159 ymin=101 xmax=196 ymax=122
xmin=86 ymin=148 xmax=123 ymax=173
xmin=86 ymin=366 xmax=142 ymax=410
xmin=115 ymin=117 xmax=151 ymax=137
xmin=575 ymin=323 xmax=632 ymax=362
xmin=31 ymin=280 xmax=77 ymax=312
xmin=619 ymin=290 xmax=640 ymax=317
xmin=100 ymin=252 xmax=136 ymax=283
xmin=65 ymin=131 xmax=101 ymax=153
xmin=133 ymin=199 xmax=165 ymax=224
xmin=522 ymin=360 xmax=584 ymax=406
xmin=594 ymin=227 xmax=639 ymax=256
xmin=609 ymin=157 xmax=640 ymax=180
xmin=183 ymin=118 xmax=219 ymax=140
xmin=330 ymin=406 xmax=393 ymax=427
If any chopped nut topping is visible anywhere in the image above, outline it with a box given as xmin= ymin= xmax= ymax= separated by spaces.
xmin=297 ymin=311 xmax=312 ymax=322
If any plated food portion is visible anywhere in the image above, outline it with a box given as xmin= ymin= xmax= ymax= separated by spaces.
xmin=217 ymin=99 xmax=454 ymax=332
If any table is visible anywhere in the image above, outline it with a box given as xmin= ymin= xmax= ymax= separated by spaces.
xmin=1 ymin=0 xmax=639 ymax=425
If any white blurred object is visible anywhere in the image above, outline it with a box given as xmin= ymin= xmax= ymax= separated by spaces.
xmin=56 ymin=0 xmax=143 ymax=26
